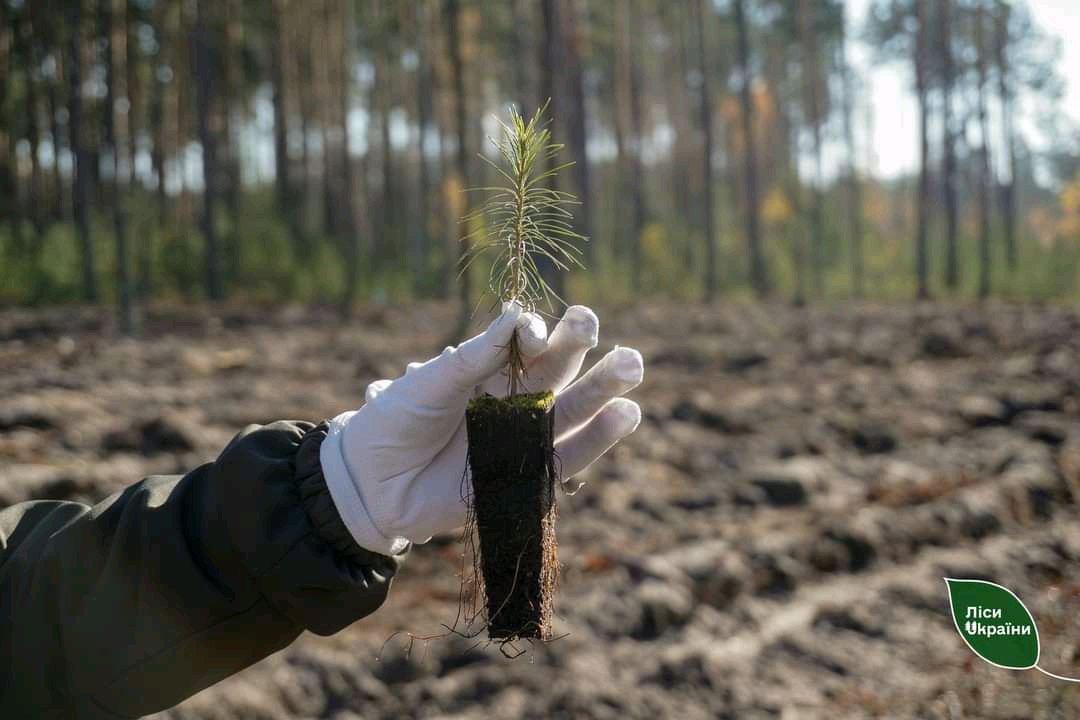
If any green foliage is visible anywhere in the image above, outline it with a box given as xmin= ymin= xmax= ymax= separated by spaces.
xmin=0 ymin=188 xmax=364 ymax=308
xmin=640 ymin=223 xmax=699 ymax=299
xmin=4 ymin=173 xmax=1080 ymax=310
xmin=461 ymin=103 xmax=586 ymax=316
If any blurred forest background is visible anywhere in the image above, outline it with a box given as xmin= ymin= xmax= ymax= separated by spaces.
xmin=6 ymin=5 xmax=1080 ymax=716
xmin=1 ymin=0 xmax=1079 ymax=330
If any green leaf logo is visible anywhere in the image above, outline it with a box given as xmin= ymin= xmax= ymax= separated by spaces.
xmin=944 ymin=578 xmax=1039 ymax=670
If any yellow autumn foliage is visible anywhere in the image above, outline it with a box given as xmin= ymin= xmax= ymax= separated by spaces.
xmin=640 ymin=222 xmax=692 ymax=294
xmin=1057 ymin=171 xmax=1080 ymax=240
xmin=443 ymin=173 xmax=466 ymax=220
xmin=762 ymin=186 xmax=794 ymax=226
xmin=720 ymin=82 xmax=778 ymax=159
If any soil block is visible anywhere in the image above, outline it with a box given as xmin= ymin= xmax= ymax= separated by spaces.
xmin=465 ymin=390 xmax=558 ymax=641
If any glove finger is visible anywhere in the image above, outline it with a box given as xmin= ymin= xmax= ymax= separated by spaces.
xmin=450 ymin=301 xmax=533 ymax=389
xmin=365 ymin=379 xmax=392 ymax=403
xmin=376 ymin=302 xmax=527 ymax=411
xmin=516 ymin=311 xmax=549 ymax=359
xmin=554 ymin=346 xmax=644 ymax=441
xmin=556 ymin=398 xmax=641 ymax=491
xmin=518 ymin=305 xmax=599 ymax=395
xmin=478 ymin=309 xmax=549 ymax=396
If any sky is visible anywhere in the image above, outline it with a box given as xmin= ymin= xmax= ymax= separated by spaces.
xmin=850 ymin=0 xmax=1080 ymax=180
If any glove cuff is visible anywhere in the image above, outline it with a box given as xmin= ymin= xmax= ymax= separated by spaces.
xmin=320 ymin=411 xmax=411 ymax=557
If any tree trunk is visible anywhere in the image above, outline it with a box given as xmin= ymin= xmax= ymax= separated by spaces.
xmin=223 ymin=0 xmax=243 ymax=283
xmin=124 ymin=1 xmax=139 ymax=192
xmin=782 ymin=101 xmax=807 ymax=306
xmin=663 ymin=3 xmax=693 ymax=248
xmin=511 ymin=0 xmax=535 ymax=115
xmin=297 ymin=17 xmax=315 ymax=243
xmin=732 ymin=0 xmax=768 ymax=298
xmin=66 ymin=0 xmax=96 ymax=302
xmin=144 ymin=1 xmax=172 ymax=301
xmin=627 ymin=0 xmax=648 ymax=293
xmin=976 ymin=1 xmax=992 ymax=299
xmin=940 ymin=0 xmax=959 ymax=290
xmin=122 ymin=0 xmax=151 ymax=301
xmin=797 ymin=0 xmax=825 ymax=297
xmin=538 ymin=0 xmax=565 ymax=299
xmin=994 ymin=3 xmax=1016 ymax=270
xmin=676 ymin=3 xmax=696 ymax=239
xmin=766 ymin=31 xmax=803 ymax=306
xmin=21 ymin=20 xmax=46 ymax=260
xmin=339 ymin=0 xmax=362 ymax=318
xmin=445 ymin=0 xmax=471 ymax=315
xmin=433 ymin=31 xmax=454 ymax=301
xmin=145 ymin=96 xmax=162 ymax=300
xmin=44 ymin=29 xmax=65 ymax=223
xmin=561 ymin=0 xmax=592 ymax=261
xmin=174 ymin=6 xmax=192 ymax=229
xmin=0 ymin=8 xmax=14 ymax=262
xmin=271 ymin=0 xmax=294 ymax=241
xmin=413 ymin=0 xmax=434 ymax=297
xmin=840 ymin=16 xmax=864 ymax=299
xmin=318 ymin=11 xmax=335 ymax=242
xmin=194 ymin=0 xmax=222 ymax=301
xmin=914 ymin=0 xmax=930 ymax=300
xmin=103 ymin=0 xmax=135 ymax=331
xmin=694 ymin=0 xmax=717 ymax=301
xmin=6 ymin=126 xmax=21 ymax=252
xmin=612 ymin=5 xmax=630 ymax=279
xmin=374 ymin=2 xmax=396 ymax=276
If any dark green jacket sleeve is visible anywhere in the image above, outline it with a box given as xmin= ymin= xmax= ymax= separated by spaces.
xmin=0 ymin=420 xmax=408 ymax=719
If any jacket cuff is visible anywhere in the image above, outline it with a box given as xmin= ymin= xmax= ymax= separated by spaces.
xmin=297 ymin=420 xmax=410 ymax=561
xmin=315 ymin=413 xmax=412 ymax=557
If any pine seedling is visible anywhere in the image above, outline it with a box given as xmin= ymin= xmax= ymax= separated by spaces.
xmin=461 ymin=102 xmax=586 ymax=395
xmin=459 ymin=103 xmax=585 ymax=643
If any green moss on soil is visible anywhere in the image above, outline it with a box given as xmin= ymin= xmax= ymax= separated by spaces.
xmin=467 ymin=391 xmax=555 ymax=414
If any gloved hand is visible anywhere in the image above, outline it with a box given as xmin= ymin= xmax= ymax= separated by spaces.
xmin=320 ymin=304 xmax=644 ymax=556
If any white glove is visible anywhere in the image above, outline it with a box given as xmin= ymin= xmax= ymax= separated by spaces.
xmin=320 ymin=303 xmax=644 ymax=556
